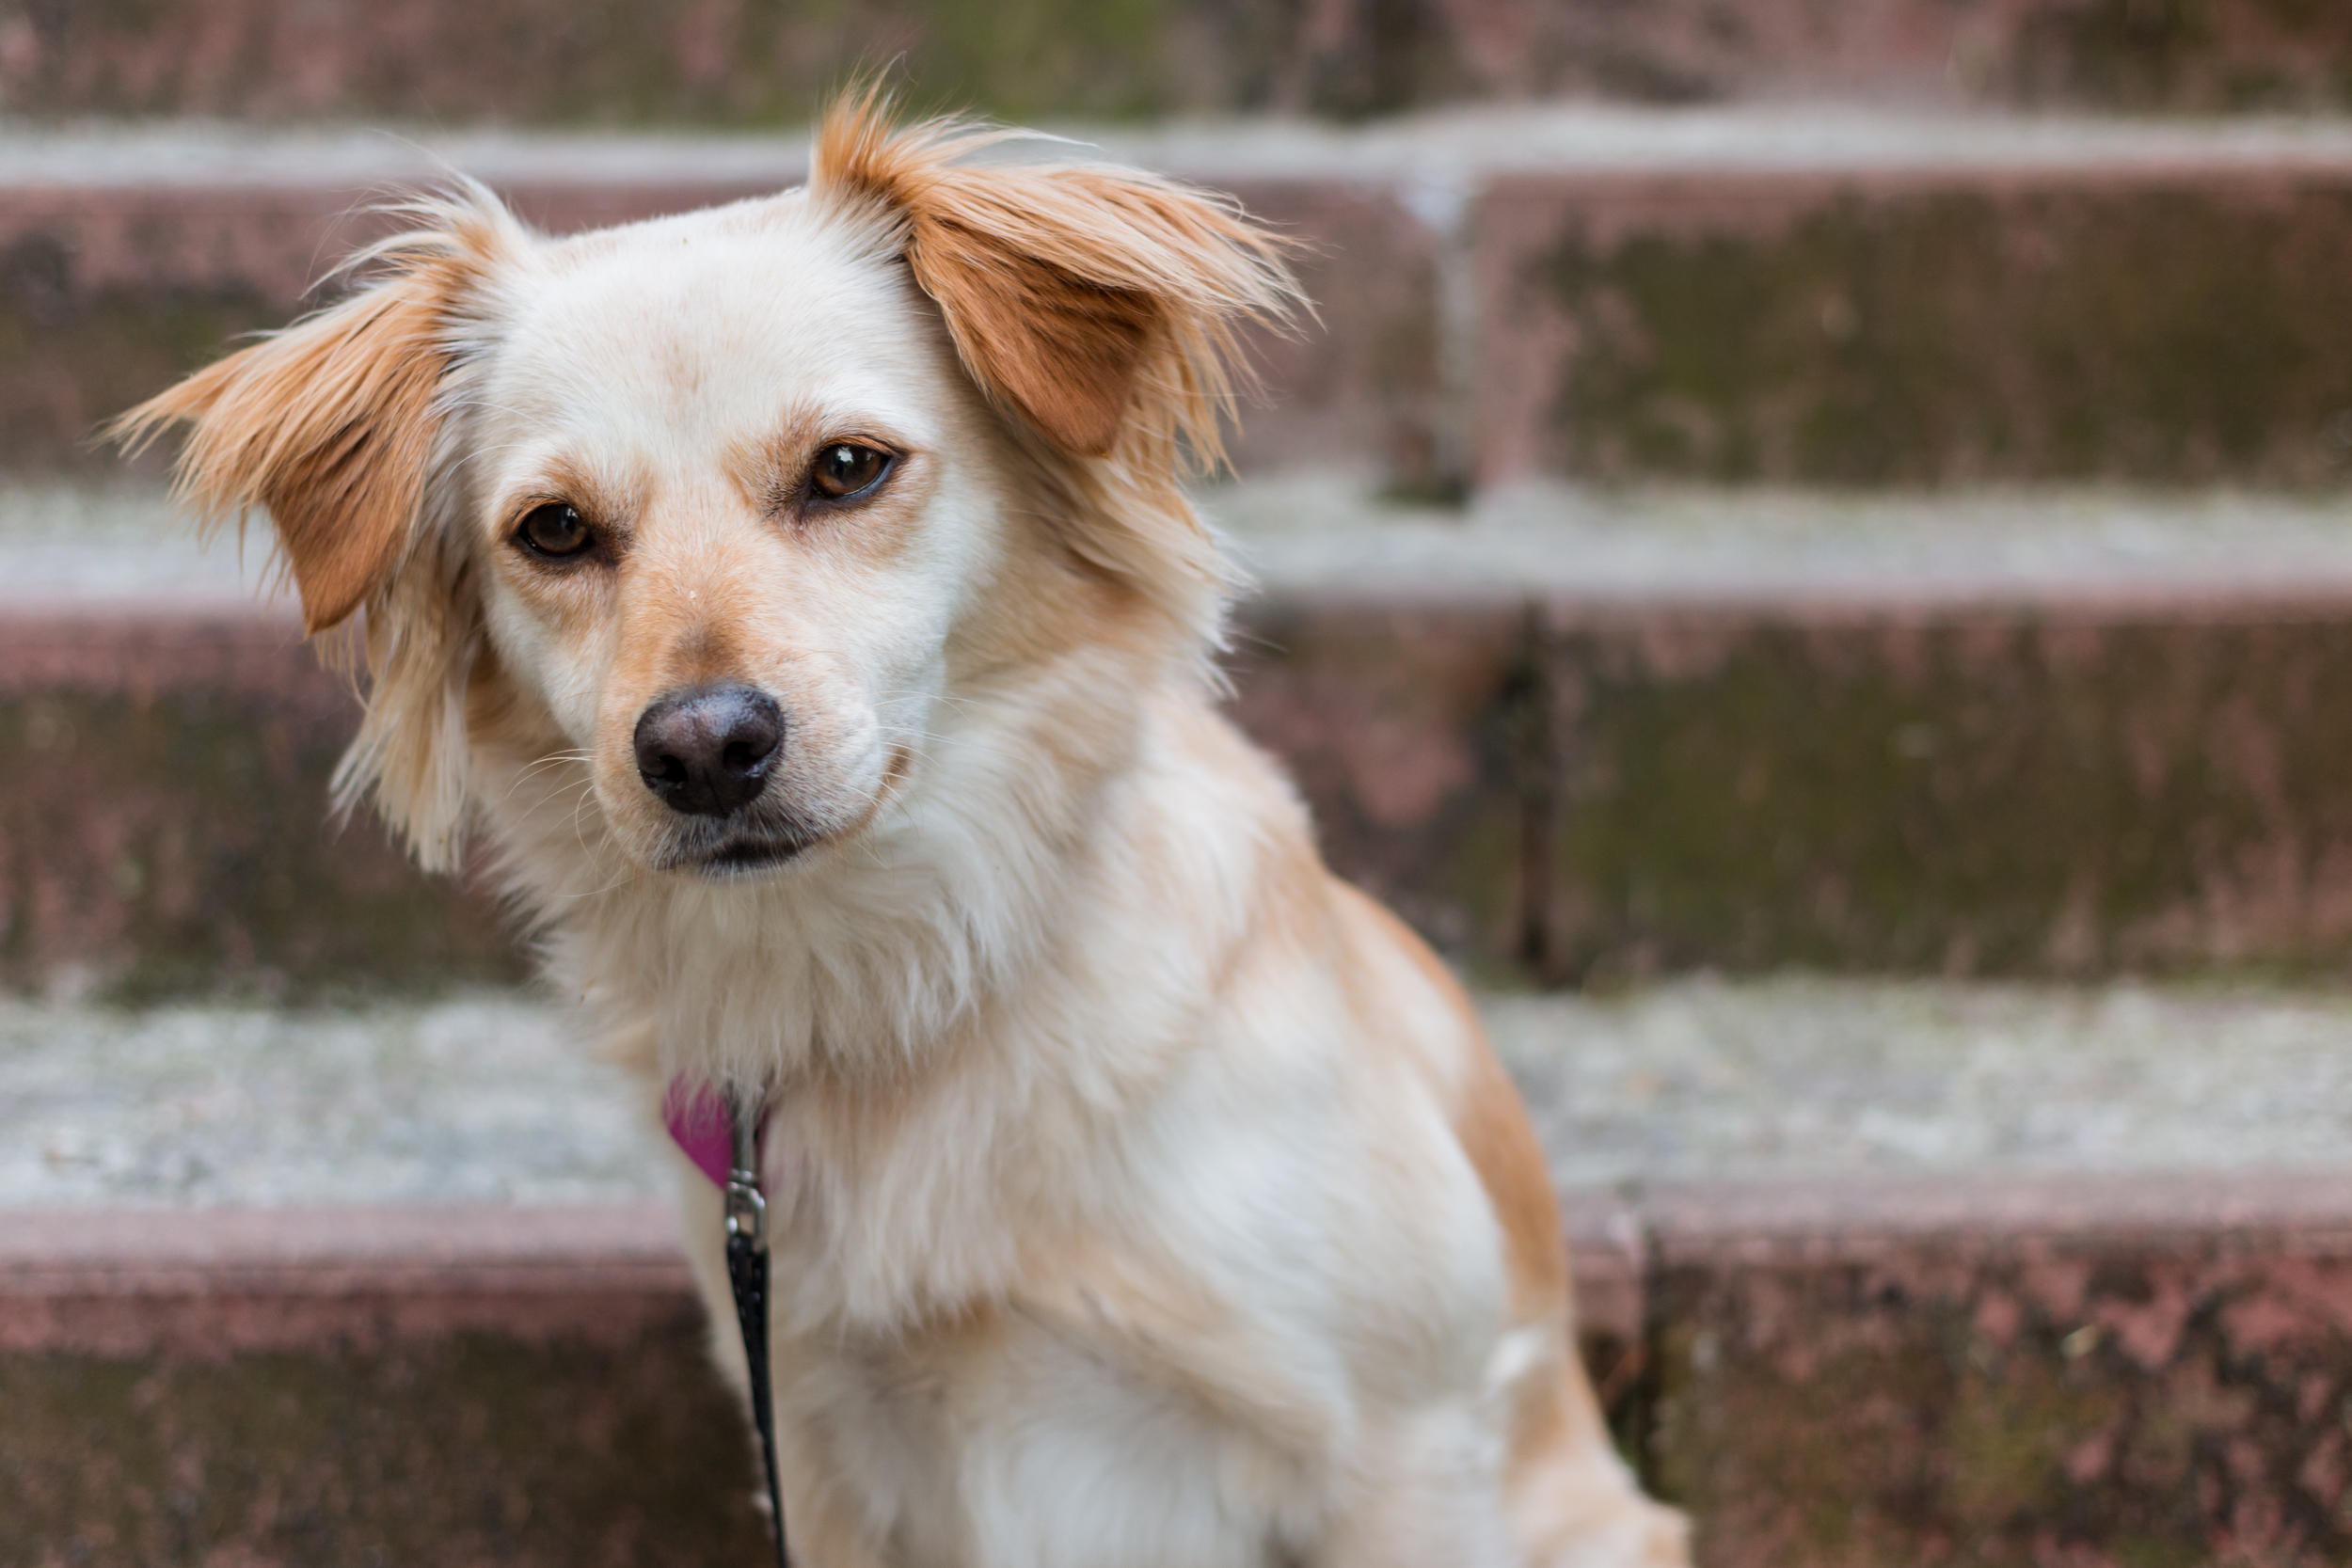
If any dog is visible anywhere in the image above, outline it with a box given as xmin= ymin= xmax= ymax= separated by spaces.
xmin=119 ymin=91 xmax=1690 ymax=1568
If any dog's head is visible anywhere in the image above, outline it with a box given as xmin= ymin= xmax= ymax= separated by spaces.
xmin=118 ymin=94 xmax=1295 ymax=881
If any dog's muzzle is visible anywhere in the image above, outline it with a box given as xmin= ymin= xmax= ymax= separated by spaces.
xmin=633 ymin=683 xmax=785 ymax=816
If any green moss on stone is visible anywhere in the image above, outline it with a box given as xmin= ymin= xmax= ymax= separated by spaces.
xmin=1651 ymin=1257 xmax=2350 ymax=1565
xmin=0 ymin=251 xmax=285 ymax=473
xmin=2010 ymin=0 xmax=2352 ymax=112
xmin=1546 ymin=187 xmax=2352 ymax=486
xmin=0 ymin=0 xmax=1465 ymax=126
xmin=0 ymin=1320 xmax=771 ymax=1567
xmin=0 ymin=688 xmax=524 ymax=1001
xmin=1540 ymin=615 xmax=2352 ymax=980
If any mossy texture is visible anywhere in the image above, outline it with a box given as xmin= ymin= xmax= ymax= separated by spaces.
xmin=1541 ymin=184 xmax=2352 ymax=486
xmin=2008 ymin=0 xmax=2352 ymax=111
xmin=0 ymin=0 xmax=1466 ymax=126
xmin=0 ymin=647 xmax=523 ymax=1001
xmin=1537 ymin=611 xmax=2352 ymax=982
xmin=0 ymin=1316 xmax=773 ymax=1568
xmin=5 ymin=0 xmax=2352 ymax=120
xmin=1651 ymin=1246 xmax=2352 ymax=1567
xmin=0 ymin=231 xmax=282 ymax=475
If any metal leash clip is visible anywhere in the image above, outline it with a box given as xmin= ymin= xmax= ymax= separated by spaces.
xmin=723 ymin=1088 xmax=791 ymax=1568
xmin=724 ymin=1129 xmax=768 ymax=1250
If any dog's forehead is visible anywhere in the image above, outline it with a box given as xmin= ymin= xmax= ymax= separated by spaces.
xmin=484 ymin=197 xmax=947 ymax=443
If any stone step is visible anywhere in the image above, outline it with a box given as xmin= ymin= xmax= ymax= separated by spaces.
xmin=1243 ymin=479 xmax=2352 ymax=985
xmin=17 ymin=978 xmax=2352 ymax=1212
xmin=10 ymin=980 xmax=2352 ymax=1563
xmin=15 ymin=111 xmax=2352 ymax=487
xmin=17 ymin=478 xmax=2352 ymax=991
xmin=1 ymin=0 xmax=2346 ymax=123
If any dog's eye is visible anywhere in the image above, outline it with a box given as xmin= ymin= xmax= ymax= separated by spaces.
xmin=809 ymin=443 xmax=892 ymax=501
xmin=516 ymin=502 xmax=594 ymax=558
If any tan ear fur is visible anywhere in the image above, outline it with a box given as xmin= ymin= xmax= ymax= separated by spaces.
xmin=110 ymin=195 xmax=511 ymax=633
xmin=917 ymin=235 xmax=1157 ymax=455
xmin=114 ymin=187 xmax=524 ymax=873
xmin=810 ymin=90 xmax=1301 ymax=467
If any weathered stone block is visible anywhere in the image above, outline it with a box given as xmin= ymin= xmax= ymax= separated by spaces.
xmin=1998 ymin=0 xmax=2352 ymax=113
xmin=0 ymin=0 xmax=1188 ymax=125
xmin=1216 ymin=181 xmax=1443 ymax=483
xmin=1479 ymin=173 xmax=2352 ymax=486
xmin=2 ymin=1321 xmax=772 ymax=1568
xmin=1226 ymin=593 xmax=1535 ymax=979
xmin=1645 ymin=1175 xmax=2352 ymax=1568
xmin=1534 ymin=600 xmax=2352 ymax=982
xmin=0 ymin=613 xmax=520 ymax=998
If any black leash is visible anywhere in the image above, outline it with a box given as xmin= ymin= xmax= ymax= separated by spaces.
xmin=723 ymin=1090 xmax=792 ymax=1568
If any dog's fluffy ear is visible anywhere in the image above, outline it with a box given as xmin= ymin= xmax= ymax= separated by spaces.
xmin=810 ymin=90 xmax=1300 ymax=467
xmin=113 ymin=187 xmax=524 ymax=871
xmin=111 ymin=190 xmax=515 ymax=634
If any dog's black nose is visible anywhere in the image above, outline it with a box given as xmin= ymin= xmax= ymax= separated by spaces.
xmin=633 ymin=684 xmax=785 ymax=816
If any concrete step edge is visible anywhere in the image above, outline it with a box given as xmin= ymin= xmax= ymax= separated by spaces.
xmin=17 ymin=107 xmax=2352 ymax=195
xmin=0 ymin=1199 xmax=685 ymax=1290
xmin=1642 ymin=1168 xmax=2352 ymax=1258
xmin=13 ymin=1171 xmax=2352 ymax=1354
xmin=0 ymin=1201 xmax=694 ymax=1357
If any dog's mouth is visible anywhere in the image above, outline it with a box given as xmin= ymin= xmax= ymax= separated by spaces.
xmin=644 ymin=813 xmax=826 ymax=879
xmin=694 ymin=832 xmax=819 ymax=877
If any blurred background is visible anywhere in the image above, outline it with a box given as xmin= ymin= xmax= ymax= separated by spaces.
xmin=11 ymin=2 xmax=2352 ymax=1563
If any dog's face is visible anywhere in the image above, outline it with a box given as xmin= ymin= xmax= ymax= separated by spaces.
xmin=469 ymin=205 xmax=1007 ymax=877
xmin=119 ymin=98 xmax=1293 ymax=877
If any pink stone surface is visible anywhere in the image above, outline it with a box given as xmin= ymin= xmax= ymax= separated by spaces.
xmin=1645 ymin=1171 xmax=2352 ymax=1567
xmin=1214 ymin=181 xmax=1442 ymax=480
xmin=0 ymin=1202 xmax=691 ymax=1355
xmin=1469 ymin=162 xmax=2352 ymax=488
xmin=1 ymin=0 xmax=2346 ymax=119
xmin=0 ymin=610 xmax=520 ymax=991
xmin=15 ymin=1173 xmax=2352 ymax=1353
xmin=1224 ymin=594 xmax=1531 ymax=969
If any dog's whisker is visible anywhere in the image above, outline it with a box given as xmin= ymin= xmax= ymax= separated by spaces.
xmin=544 ymin=860 xmax=642 ymax=902
xmin=499 ymin=752 xmax=596 ymax=803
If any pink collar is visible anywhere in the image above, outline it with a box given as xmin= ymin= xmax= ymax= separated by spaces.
xmin=661 ymin=1079 xmax=737 ymax=1188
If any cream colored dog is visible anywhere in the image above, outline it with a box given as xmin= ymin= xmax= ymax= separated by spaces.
xmin=122 ymin=94 xmax=1689 ymax=1568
